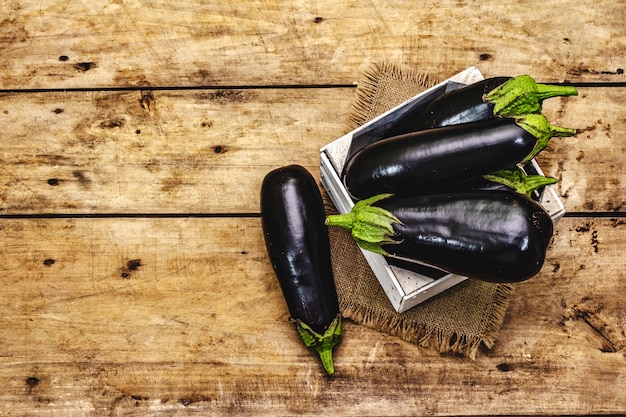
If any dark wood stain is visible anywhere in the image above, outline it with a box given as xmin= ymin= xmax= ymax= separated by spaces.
xmin=140 ymin=91 xmax=155 ymax=111
xmin=43 ymin=259 xmax=56 ymax=266
xmin=72 ymin=170 xmax=91 ymax=186
xmin=120 ymin=259 xmax=142 ymax=279
xmin=26 ymin=377 xmax=40 ymax=387
xmin=73 ymin=62 xmax=96 ymax=72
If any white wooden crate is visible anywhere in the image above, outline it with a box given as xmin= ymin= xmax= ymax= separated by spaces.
xmin=320 ymin=67 xmax=565 ymax=313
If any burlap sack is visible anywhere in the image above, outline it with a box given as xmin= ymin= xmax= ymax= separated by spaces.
xmin=327 ymin=62 xmax=513 ymax=359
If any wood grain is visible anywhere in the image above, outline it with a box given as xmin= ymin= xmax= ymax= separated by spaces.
xmin=0 ymin=217 xmax=624 ymax=416
xmin=1 ymin=1 xmax=624 ymax=415
xmin=0 ymin=88 xmax=353 ymax=214
xmin=1 ymin=86 xmax=624 ymax=214
xmin=539 ymin=87 xmax=626 ymax=212
xmin=1 ymin=0 xmax=624 ymax=89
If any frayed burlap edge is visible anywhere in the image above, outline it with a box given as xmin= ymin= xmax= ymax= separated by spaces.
xmin=332 ymin=244 xmax=514 ymax=360
xmin=345 ymin=61 xmax=439 ymax=132
xmin=339 ymin=285 xmax=514 ymax=359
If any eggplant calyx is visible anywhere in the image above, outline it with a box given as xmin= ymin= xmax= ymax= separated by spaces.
xmin=325 ymin=193 xmax=401 ymax=255
xmin=483 ymin=168 xmax=559 ymax=197
xmin=296 ymin=315 xmax=342 ymax=375
xmin=484 ymin=75 xmax=578 ymax=117
xmin=514 ymin=113 xmax=576 ymax=163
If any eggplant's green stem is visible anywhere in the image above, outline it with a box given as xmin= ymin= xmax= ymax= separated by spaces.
xmin=324 ymin=211 xmax=355 ymax=231
xmin=325 ymin=193 xmax=401 ymax=255
xmin=296 ymin=315 xmax=342 ymax=375
xmin=484 ymin=168 xmax=559 ymax=197
xmin=513 ymin=114 xmax=576 ymax=163
xmin=535 ymin=82 xmax=578 ymax=100
xmin=484 ymin=75 xmax=578 ymax=117
xmin=315 ymin=344 xmax=335 ymax=375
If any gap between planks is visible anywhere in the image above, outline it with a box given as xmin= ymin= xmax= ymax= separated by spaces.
xmin=1 ymin=81 xmax=626 ymax=95
xmin=0 ymin=212 xmax=624 ymax=220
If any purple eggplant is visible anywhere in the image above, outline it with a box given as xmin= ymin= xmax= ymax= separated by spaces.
xmin=385 ymin=75 xmax=578 ymax=137
xmin=260 ymin=165 xmax=341 ymax=375
xmin=326 ymin=191 xmax=554 ymax=283
xmin=344 ymin=114 xmax=574 ymax=200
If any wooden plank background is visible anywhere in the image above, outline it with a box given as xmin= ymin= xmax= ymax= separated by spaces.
xmin=1 ymin=0 xmax=624 ymax=416
xmin=1 ymin=87 xmax=623 ymax=215
xmin=2 ymin=0 xmax=625 ymax=88
xmin=0 ymin=217 xmax=624 ymax=416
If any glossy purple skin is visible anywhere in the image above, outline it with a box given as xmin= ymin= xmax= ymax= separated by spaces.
xmin=387 ymin=76 xmax=511 ymax=136
xmin=376 ymin=191 xmax=553 ymax=283
xmin=260 ymin=165 xmax=339 ymax=334
xmin=344 ymin=117 xmax=536 ymax=200
xmin=342 ymin=77 xmax=511 ymax=177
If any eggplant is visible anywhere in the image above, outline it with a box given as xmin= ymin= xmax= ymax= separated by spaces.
xmin=260 ymin=165 xmax=341 ymax=375
xmin=325 ymin=191 xmax=554 ymax=283
xmin=380 ymin=168 xmax=557 ymax=279
xmin=343 ymin=114 xmax=574 ymax=200
xmin=385 ymin=75 xmax=578 ymax=137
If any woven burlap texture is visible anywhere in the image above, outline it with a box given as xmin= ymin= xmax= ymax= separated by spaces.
xmin=327 ymin=62 xmax=514 ymax=359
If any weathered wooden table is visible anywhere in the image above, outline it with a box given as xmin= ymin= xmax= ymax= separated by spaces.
xmin=1 ymin=1 xmax=624 ymax=415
